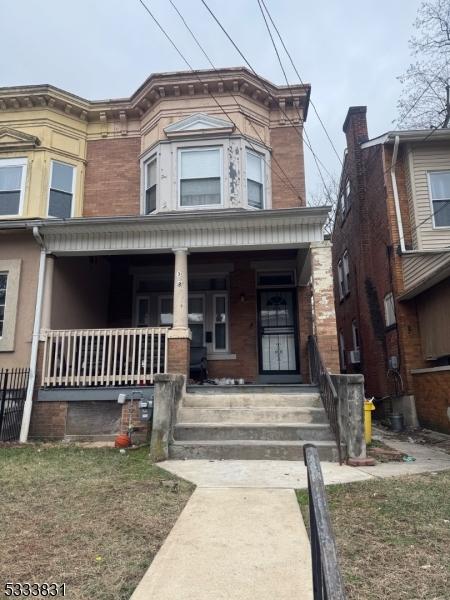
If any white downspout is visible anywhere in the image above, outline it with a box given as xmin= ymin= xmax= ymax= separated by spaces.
xmin=19 ymin=227 xmax=47 ymax=443
xmin=390 ymin=135 xmax=406 ymax=253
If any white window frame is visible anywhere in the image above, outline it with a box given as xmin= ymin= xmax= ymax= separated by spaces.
xmin=428 ymin=170 xmax=450 ymax=229
xmin=0 ymin=157 xmax=27 ymax=217
xmin=337 ymin=260 xmax=344 ymax=300
xmin=339 ymin=330 xmax=346 ymax=370
xmin=246 ymin=148 xmax=265 ymax=210
xmin=143 ymin=154 xmax=158 ymax=215
xmin=384 ymin=292 xmax=396 ymax=327
xmin=47 ymin=159 xmax=76 ymax=219
xmin=213 ymin=292 xmax=229 ymax=353
xmin=177 ymin=146 xmax=223 ymax=210
xmin=352 ymin=320 xmax=360 ymax=351
xmin=342 ymin=251 xmax=350 ymax=295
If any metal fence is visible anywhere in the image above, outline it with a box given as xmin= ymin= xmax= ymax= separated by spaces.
xmin=308 ymin=335 xmax=343 ymax=464
xmin=304 ymin=444 xmax=347 ymax=600
xmin=0 ymin=368 xmax=30 ymax=442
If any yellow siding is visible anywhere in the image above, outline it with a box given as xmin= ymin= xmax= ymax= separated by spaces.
xmin=408 ymin=142 xmax=450 ymax=250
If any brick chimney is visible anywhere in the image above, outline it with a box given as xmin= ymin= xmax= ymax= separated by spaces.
xmin=343 ymin=106 xmax=368 ymax=150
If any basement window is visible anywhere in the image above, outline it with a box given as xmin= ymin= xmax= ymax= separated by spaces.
xmin=48 ymin=160 xmax=75 ymax=218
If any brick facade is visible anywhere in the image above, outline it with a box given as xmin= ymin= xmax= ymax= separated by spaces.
xmin=270 ymin=125 xmax=306 ymax=208
xmin=29 ymin=401 xmax=68 ymax=439
xmin=83 ymin=137 xmax=141 ymax=217
xmin=412 ymin=371 xmax=450 ymax=433
xmin=167 ymin=337 xmax=190 ymax=378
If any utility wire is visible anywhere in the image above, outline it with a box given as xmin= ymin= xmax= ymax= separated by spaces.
xmin=166 ymin=0 xmax=302 ymax=200
xmin=258 ymin=0 xmax=343 ymax=166
xmin=136 ymin=0 xmax=302 ymax=200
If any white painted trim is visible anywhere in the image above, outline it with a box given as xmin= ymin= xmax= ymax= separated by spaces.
xmin=212 ymin=292 xmax=229 ymax=353
xmin=427 ymin=170 xmax=450 ymax=230
xmin=141 ymin=153 xmax=158 ymax=215
xmin=0 ymin=157 xmax=27 ymax=217
xmin=47 ymin=159 xmax=76 ymax=219
xmin=245 ymin=147 xmax=266 ymax=210
xmin=177 ymin=146 xmax=223 ymax=210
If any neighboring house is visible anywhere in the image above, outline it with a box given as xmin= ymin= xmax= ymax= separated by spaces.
xmin=332 ymin=106 xmax=450 ymax=434
xmin=0 ymin=68 xmax=340 ymax=450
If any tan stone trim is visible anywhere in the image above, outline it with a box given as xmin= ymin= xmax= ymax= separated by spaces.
xmin=167 ymin=327 xmax=192 ymax=340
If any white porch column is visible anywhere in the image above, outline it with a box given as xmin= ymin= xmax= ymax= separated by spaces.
xmin=171 ymin=248 xmax=190 ymax=336
xmin=40 ymin=255 xmax=55 ymax=331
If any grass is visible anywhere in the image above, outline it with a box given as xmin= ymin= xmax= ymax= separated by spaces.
xmin=297 ymin=471 xmax=450 ymax=600
xmin=0 ymin=445 xmax=194 ymax=599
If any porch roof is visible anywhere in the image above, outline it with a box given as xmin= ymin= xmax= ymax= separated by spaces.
xmin=9 ymin=207 xmax=330 ymax=255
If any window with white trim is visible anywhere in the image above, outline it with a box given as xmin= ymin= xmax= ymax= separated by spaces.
xmin=0 ymin=272 xmax=7 ymax=337
xmin=352 ymin=320 xmax=360 ymax=351
xmin=189 ymin=295 xmax=205 ymax=347
xmin=429 ymin=171 xmax=450 ymax=227
xmin=384 ymin=292 xmax=396 ymax=327
xmin=145 ymin=156 xmax=157 ymax=214
xmin=337 ymin=259 xmax=344 ymax=300
xmin=339 ymin=330 xmax=346 ymax=371
xmin=179 ymin=147 xmax=221 ymax=207
xmin=213 ymin=293 xmax=228 ymax=352
xmin=48 ymin=160 xmax=75 ymax=218
xmin=246 ymin=149 xmax=264 ymax=209
xmin=0 ymin=158 xmax=27 ymax=216
xmin=343 ymin=251 xmax=350 ymax=294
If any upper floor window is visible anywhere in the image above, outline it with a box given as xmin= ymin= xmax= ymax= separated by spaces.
xmin=0 ymin=272 xmax=7 ymax=337
xmin=246 ymin=150 xmax=264 ymax=209
xmin=338 ymin=250 xmax=350 ymax=299
xmin=145 ymin=156 xmax=157 ymax=214
xmin=340 ymin=177 xmax=351 ymax=219
xmin=48 ymin=160 xmax=75 ymax=218
xmin=429 ymin=171 xmax=450 ymax=228
xmin=384 ymin=292 xmax=396 ymax=327
xmin=352 ymin=320 xmax=360 ymax=351
xmin=179 ymin=147 xmax=222 ymax=208
xmin=0 ymin=158 xmax=27 ymax=216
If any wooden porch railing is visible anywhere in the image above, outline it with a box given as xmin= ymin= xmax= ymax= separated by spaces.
xmin=41 ymin=328 xmax=169 ymax=388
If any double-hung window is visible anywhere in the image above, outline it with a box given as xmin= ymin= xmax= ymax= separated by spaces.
xmin=179 ymin=147 xmax=221 ymax=207
xmin=145 ymin=156 xmax=157 ymax=214
xmin=0 ymin=158 xmax=27 ymax=216
xmin=0 ymin=272 xmax=7 ymax=337
xmin=352 ymin=320 xmax=360 ymax=352
xmin=338 ymin=251 xmax=350 ymax=299
xmin=48 ymin=160 xmax=75 ymax=218
xmin=246 ymin=150 xmax=264 ymax=209
xmin=429 ymin=171 xmax=450 ymax=227
xmin=384 ymin=292 xmax=396 ymax=327
xmin=213 ymin=293 xmax=228 ymax=352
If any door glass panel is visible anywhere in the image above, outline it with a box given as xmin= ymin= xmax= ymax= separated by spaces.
xmin=259 ymin=290 xmax=297 ymax=373
xmin=214 ymin=295 xmax=227 ymax=350
xmin=189 ymin=296 xmax=204 ymax=347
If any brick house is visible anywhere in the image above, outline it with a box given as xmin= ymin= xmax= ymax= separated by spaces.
xmin=332 ymin=106 xmax=450 ymax=433
xmin=0 ymin=68 xmax=342 ymax=456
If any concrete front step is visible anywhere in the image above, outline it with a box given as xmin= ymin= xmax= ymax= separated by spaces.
xmin=183 ymin=393 xmax=321 ymax=409
xmin=187 ymin=384 xmax=319 ymax=395
xmin=169 ymin=439 xmax=341 ymax=461
xmin=177 ymin=406 xmax=327 ymax=424
xmin=174 ymin=423 xmax=333 ymax=442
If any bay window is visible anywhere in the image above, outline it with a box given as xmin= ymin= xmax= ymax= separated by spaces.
xmin=429 ymin=171 xmax=450 ymax=227
xmin=48 ymin=160 xmax=75 ymax=218
xmin=246 ymin=150 xmax=264 ymax=209
xmin=0 ymin=158 xmax=27 ymax=216
xmin=145 ymin=156 xmax=157 ymax=214
xmin=179 ymin=147 xmax=222 ymax=207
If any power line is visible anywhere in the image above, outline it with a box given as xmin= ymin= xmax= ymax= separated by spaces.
xmin=166 ymin=0 xmax=303 ymax=200
xmin=258 ymin=0 xmax=343 ymax=166
xmin=136 ymin=0 xmax=302 ymax=200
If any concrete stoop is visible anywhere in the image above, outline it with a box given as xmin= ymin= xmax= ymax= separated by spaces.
xmin=170 ymin=387 xmax=342 ymax=461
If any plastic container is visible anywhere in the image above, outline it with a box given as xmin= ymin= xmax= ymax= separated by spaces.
xmin=389 ymin=414 xmax=404 ymax=432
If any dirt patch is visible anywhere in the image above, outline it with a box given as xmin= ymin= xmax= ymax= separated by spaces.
xmin=298 ymin=472 xmax=450 ymax=600
xmin=0 ymin=445 xmax=194 ymax=599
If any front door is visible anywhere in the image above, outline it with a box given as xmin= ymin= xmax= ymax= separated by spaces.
xmin=257 ymin=289 xmax=299 ymax=375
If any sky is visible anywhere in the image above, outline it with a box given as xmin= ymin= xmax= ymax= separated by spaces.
xmin=0 ymin=0 xmax=423 ymax=197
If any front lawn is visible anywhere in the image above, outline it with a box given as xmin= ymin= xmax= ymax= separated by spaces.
xmin=297 ymin=471 xmax=450 ymax=600
xmin=0 ymin=445 xmax=193 ymax=600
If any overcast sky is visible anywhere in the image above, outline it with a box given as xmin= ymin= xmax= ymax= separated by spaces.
xmin=0 ymin=0 xmax=422 ymax=197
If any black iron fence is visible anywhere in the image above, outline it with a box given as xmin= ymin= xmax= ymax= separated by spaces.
xmin=308 ymin=335 xmax=343 ymax=464
xmin=304 ymin=444 xmax=347 ymax=600
xmin=0 ymin=368 xmax=30 ymax=442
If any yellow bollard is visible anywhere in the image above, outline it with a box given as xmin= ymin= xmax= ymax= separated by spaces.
xmin=364 ymin=398 xmax=376 ymax=445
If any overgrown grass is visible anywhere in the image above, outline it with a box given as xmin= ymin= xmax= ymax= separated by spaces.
xmin=297 ymin=471 xmax=450 ymax=600
xmin=0 ymin=445 xmax=193 ymax=599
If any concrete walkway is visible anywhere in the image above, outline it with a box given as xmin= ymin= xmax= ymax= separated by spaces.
xmin=131 ymin=436 xmax=450 ymax=599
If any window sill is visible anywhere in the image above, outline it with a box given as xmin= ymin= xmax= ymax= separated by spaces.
xmin=385 ymin=323 xmax=397 ymax=333
xmin=207 ymin=353 xmax=237 ymax=361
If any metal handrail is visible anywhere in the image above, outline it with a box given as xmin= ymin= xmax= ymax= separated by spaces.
xmin=308 ymin=335 xmax=343 ymax=464
xmin=303 ymin=444 xmax=347 ymax=600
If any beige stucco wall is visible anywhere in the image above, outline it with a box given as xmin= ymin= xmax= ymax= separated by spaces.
xmin=0 ymin=230 xmax=40 ymax=368
xmin=51 ymin=256 xmax=111 ymax=329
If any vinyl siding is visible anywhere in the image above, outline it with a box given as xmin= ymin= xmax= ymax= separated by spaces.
xmin=407 ymin=142 xmax=450 ymax=250
xmin=403 ymin=251 xmax=450 ymax=293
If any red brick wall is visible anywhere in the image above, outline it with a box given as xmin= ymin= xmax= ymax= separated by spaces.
xmin=167 ymin=337 xmax=190 ymax=377
xmin=29 ymin=402 xmax=68 ymax=439
xmin=412 ymin=371 xmax=450 ymax=433
xmin=83 ymin=137 xmax=141 ymax=217
xmin=298 ymin=285 xmax=313 ymax=382
xmin=270 ymin=126 xmax=306 ymax=208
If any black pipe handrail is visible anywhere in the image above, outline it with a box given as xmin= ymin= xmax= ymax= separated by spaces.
xmin=303 ymin=444 xmax=347 ymax=600
xmin=308 ymin=335 xmax=343 ymax=464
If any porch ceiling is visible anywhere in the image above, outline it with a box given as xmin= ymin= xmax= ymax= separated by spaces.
xmin=28 ymin=207 xmax=329 ymax=255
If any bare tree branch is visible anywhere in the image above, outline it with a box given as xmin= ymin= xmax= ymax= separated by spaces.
xmin=308 ymin=174 xmax=339 ymax=237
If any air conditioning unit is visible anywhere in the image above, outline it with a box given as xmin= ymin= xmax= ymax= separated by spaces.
xmin=349 ymin=350 xmax=361 ymax=364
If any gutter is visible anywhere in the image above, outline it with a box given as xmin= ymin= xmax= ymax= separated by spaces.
xmin=390 ymin=135 xmax=406 ymax=253
xmin=19 ymin=226 xmax=47 ymax=443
